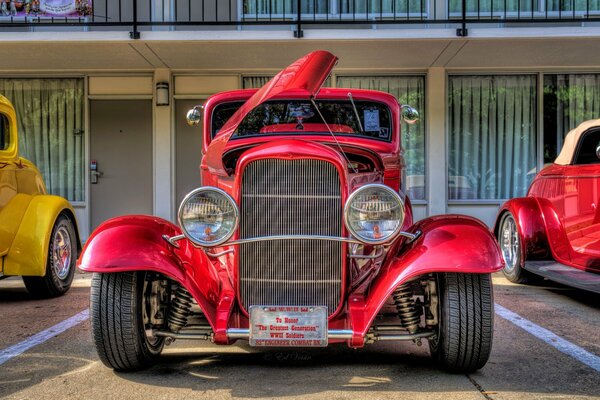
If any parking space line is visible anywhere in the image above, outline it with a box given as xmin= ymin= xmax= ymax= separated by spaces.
xmin=495 ymin=303 xmax=600 ymax=373
xmin=0 ymin=309 xmax=89 ymax=366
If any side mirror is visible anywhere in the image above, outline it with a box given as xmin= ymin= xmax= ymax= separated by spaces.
xmin=596 ymin=142 xmax=600 ymax=160
xmin=401 ymin=105 xmax=419 ymax=125
xmin=186 ymin=105 xmax=204 ymax=127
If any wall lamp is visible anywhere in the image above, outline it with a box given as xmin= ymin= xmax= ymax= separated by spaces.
xmin=156 ymin=82 xmax=170 ymax=106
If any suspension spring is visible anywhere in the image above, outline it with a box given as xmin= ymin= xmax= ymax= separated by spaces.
xmin=167 ymin=285 xmax=193 ymax=333
xmin=392 ymin=283 xmax=421 ymax=334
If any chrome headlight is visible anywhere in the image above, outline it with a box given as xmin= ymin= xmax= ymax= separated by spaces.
xmin=178 ymin=187 xmax=239 ymax=247
xmin=344 ymin=184 xmax=405 ymax=245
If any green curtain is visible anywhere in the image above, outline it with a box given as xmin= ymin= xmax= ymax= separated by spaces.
xmin=244 ymin=0 xmax=428 ymax=15
xmin=448 ymin=75 xmax=537 ymax=200
xmin=243 ymin=75 xmax=332 ymax=88
xmin=0 ymin=79 xmax=85 ymax=202
xmin=339 ymin=0 xmax=427 ymax=14
xmin=450 ymin=0 xmax=600 ymax=14
xmin=546 ymin=0 xmax=600 ymax=11
xmin=337 ymin=75 xmax=426 ymax=200
xmin=243 ymin=76 xmax=273 ymax=89
xmin=244 ymin=0 xmax=327 ymax=15
xmin=556 ymin=74 xmax=600 ymax=144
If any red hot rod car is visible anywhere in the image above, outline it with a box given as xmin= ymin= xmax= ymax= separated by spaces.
xmin=79 ymin=51 xmax=503 ymax=373
xmin=496 ymin=119 xmax=600 ymax=293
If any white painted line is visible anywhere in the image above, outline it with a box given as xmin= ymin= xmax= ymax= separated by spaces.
xmin=495 ymin=303 xmax=600 ymax=373
xmin=0 ymin=309 xmax=89 ymax=366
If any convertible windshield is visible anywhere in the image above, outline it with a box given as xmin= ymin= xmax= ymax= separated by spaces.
xmin=212 ymin=100 xmax=392 ymax=141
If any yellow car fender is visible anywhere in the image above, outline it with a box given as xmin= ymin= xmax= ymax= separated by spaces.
xmin=4 ymin=195 xmax=80 ymax=276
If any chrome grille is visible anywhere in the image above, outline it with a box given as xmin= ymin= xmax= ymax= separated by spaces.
xmin=239 ymin=159 xmax=343 ymax=315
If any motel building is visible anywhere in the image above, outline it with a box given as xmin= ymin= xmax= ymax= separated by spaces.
xmin=1 ymin=0 xmax=600 ymax=241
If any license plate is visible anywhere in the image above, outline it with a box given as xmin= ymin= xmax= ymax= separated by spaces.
xmin=249 ymin=306 xmax=328 ymax=347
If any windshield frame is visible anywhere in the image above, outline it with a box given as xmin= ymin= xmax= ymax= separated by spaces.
xmin=210 ymin=99 xmax=394 ymax=143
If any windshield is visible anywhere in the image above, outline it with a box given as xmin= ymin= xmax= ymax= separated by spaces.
xmin=211 ymin=100 xmax=392 ymax=142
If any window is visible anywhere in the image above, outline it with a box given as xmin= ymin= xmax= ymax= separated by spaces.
xmin=337 ymin=75 xmax=426 ymax=200
xmin=543 ymin=74 xmax=600 ymax=163
xmin=0 ymin=114 xmax=9 ymax=151
xmin=0 ymin=79 xmax=85 ymax=202
xmin=448 ymin=75 xmax=537 ymax=200
xmin=574 ymin=129 xmax=600 ymax=165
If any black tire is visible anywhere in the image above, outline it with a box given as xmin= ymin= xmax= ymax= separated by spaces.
xmin=497 ymin=212 xmax=542 ymax=284
xmin=23 ymin=214 xmax=77 ymax=298
xmin=90 ymin=272 xmax=164 ymax=371
xmin=429 ymin=273 xmax=494 ymax=373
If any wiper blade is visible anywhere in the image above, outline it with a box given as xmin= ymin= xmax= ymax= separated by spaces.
xmin=310 ymin=97 xmax=358 ymax=174
xmin=347 ymin=92 xmax=364 ymax=134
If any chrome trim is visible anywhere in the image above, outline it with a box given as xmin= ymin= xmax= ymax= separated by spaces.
xmin=225 ymin=328 xmax=433 ymax=342
xmin=227 ymin=328 xmax=250 ymax=339
xmin=177 ymin=187 xmax=240 ymax=248
xmin=206 ymin=249 xmax=235 ymax=258
xmin=327 ymin=330 xmax=354 ymax=340
xmin=162 ymin=234 xmax=185 ymax=248
xmin=225 ymin=235 xmax=362 ymax=246
xmin=344 ymin=183 xmax=406 ymax=245
xmin=348 ymin=246 xmax=384 ymax=259
xmin=374 ymin=331 xmax=435 ymax=341
xmin=162 ymin=231 xmax=421 ymax=249
xmin=226 ymin=328 xmax=354 ymax=340
xmin=154 ymin=331 xmax=212 ymax=341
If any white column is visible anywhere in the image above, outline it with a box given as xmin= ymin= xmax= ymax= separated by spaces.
xmin=153 ymin=69 xmax=175 ymax=221
xmin=426 ymin=67 xmax=447 ymax=216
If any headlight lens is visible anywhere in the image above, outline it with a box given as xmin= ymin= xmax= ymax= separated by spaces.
xmin=178 ymin=187 xmax=239 ymax=247
xmin=344 ymin=184 xmax=405 ymax=245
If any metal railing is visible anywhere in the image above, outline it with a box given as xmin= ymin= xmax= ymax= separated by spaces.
xmin=0 ymin=0 xmax=598 ymax=37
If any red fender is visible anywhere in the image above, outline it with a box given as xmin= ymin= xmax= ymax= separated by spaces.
xmin=77 ymin=215 xmax=220 ymax=330
xmin=495 ymin=198 xmax=551 ymax=262
xmin=496 ymin=197 xmax=574 ymax=266
xmin=349 ymin=215 xmax=503 ymax=346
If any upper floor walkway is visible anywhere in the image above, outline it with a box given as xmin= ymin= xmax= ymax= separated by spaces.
xmin=1 ymin=0 xmax=599 ymax=38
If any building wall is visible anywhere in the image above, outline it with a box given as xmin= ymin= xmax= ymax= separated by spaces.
xmin=3 ymin=36 xmax=600 ymax=239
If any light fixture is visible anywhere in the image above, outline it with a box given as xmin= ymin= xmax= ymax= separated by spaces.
xmin=156 ymin=82 xmax=170 ymax=106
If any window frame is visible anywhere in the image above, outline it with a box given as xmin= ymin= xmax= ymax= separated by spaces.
xmin=0 ymin=113 xmax=11 ymax=153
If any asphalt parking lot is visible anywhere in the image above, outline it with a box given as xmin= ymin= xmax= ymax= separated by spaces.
xmin=0 ymin=273 xmax=599 ymax=400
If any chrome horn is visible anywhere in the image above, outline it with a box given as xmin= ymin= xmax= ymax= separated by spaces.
xmin=401 ymin=105 xmax=419 ymax=125
xmin=186 ymin=105 xmax=204 ymax=126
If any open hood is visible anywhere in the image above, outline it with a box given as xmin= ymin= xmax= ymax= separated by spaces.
xmin=204 ymin=50 xmax=339 ymax=176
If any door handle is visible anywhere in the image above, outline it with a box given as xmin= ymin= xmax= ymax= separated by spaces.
xmin=91 ymin=170 xmax=104 ymax=184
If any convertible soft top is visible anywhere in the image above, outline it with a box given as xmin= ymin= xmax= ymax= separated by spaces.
xmin=555 ymin=119 xmax=600 ymax=165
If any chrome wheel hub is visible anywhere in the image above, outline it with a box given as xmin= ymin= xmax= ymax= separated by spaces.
xmin=52 ymin=226 xmax=72 ymax=280
xmin=500 ymin=216 xmax=520 ymax=273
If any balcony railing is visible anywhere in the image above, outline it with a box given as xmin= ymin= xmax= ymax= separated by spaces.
xmin=0 ymin=0 xmax=599 ymax=37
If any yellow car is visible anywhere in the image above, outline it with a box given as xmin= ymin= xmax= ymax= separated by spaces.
xmin=0 ymin=95 xmax=80 ymax=298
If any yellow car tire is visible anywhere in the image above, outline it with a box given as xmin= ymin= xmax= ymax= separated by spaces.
xmin=22 ymin=214 xmax=77 ymax=298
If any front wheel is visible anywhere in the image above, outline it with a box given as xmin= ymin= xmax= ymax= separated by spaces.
xmin=90 ymin=272 xmax=164 ymax=371
xmin=429 ymin=273 xmax=494 ymax=373
xmin=23 ymin=214 xmax=77 ymax=298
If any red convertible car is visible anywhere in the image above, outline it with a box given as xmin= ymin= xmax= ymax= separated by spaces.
xmin=79 ymin=51 xmax=503 ymax=373
xmin=496 ymin=119 xmax=600 ymax=293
